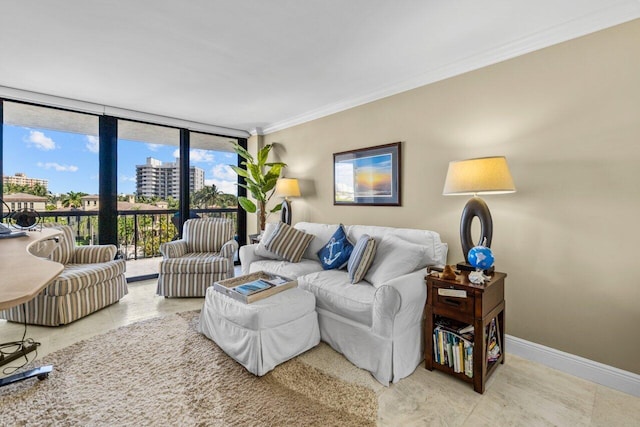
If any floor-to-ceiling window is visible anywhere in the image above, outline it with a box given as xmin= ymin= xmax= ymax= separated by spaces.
xmin=1 ymin=101 xmax=100 ymax=243
xmin=1 ymin=98 xmax=247 ymax=280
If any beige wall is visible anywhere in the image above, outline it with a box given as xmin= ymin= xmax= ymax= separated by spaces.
xmin=261 ymin=20 xmax=640 ymax=374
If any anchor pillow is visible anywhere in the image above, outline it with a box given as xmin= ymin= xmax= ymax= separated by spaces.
xmin=317 ymin=224 xmax=354 ymax=270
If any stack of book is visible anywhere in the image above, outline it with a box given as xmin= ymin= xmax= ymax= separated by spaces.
xmin=433 ymin=318 xmax=474 ymax=378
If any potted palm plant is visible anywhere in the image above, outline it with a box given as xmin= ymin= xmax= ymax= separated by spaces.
xmin=229 ymin=142 xmax=286 ymax=232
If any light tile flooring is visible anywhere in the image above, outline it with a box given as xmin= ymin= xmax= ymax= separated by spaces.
xmin=1 ymin=278 xmax=639 ymax=426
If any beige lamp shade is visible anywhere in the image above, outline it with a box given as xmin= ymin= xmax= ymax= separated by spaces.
xmin=275 ymin=178 xmax=301 ymax=198
xmin=443 ymin=156 xmax=516 ymax=196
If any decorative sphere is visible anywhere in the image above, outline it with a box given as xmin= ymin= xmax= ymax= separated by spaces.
xmin=467 ymin=245 xmax=495 ymax=270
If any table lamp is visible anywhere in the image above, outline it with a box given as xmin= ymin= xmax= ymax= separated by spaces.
xmin=442 ymin=156 xmax=516 ymax=271
xmin=275 ymin=178 xmax=301 ymax=225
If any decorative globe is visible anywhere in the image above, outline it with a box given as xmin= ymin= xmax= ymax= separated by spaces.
xmin=467 ymin=245 xmax=495 ymax=270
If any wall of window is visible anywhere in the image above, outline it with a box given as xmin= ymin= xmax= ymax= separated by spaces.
xmin=1 ymin=98 xmax=247 ymax=277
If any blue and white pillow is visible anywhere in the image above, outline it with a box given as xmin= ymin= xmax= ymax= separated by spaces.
xmin=317 ymin=224 xmax=353 ymax=270
xmin=347 ymin=234 xmax=378 ymax=284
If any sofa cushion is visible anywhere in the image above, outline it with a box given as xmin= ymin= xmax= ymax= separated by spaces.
xmin=317 ymin=225 xmax=353 ymax=270
xmin=364 ymin=234 xmax=427 ymax=286
xmin=298 ymin=270 xmax=375 ymax=327
xmin=349 ymin=224 xmax=447 ymax=268
xmin=248 ymin=259 xmax=324 ymax=279
xmin=45 ymin=260 xmax=126 ymax=296
xmin=254 ymin=222 xmax=284 ymax=260
xmin=347 ymin=235 xmax=377 ymax=284
xmin=160 ymin=253 xmax=228 ymax=274
xmin=265 ymin=222 xmax=314 ymax=263
xmin=294 ymin=222 xmax=342 ymax=260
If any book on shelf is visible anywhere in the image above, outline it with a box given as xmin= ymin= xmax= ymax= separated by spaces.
xmin=433 ymin=326 xmax=473 ymax=378
xmin=434 ymin=317 xmax=474 ymax=341
xmin=486 ymin=318 xmax=502 ymax=363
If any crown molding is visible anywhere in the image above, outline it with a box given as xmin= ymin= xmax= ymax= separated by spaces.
xmin=262 ymin=2 xmax=640 ymax=135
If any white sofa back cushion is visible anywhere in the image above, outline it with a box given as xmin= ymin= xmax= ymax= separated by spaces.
xmin=294 ymin=222 xmax=342 ymax=261
xmin=364 ymin=234 xmax=427 ymax=286
xmin=347 ymin=224 xmax=447 ymax=268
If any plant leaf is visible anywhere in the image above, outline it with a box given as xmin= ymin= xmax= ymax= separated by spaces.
xmin=237 ymin=197 xmax=257 ymax=213
xmin=257 ymin=144 xmax=271 ymax=167
xmin=270 ymin=204 xmax=283 ymax=213
xmin=229 ymin=165 xmax=249 ymax=179
xmin=230 ymin=142 xmax=253 ymax=163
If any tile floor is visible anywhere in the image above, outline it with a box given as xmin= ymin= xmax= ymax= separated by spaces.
xmin=1 ymin=278 xmax=638 ymax=426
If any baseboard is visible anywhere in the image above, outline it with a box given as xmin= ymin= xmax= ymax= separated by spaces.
xmin=506 ymin=335 xmax=640 ymax=397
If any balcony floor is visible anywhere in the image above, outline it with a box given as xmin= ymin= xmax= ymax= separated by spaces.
xmin=125 ymin=257 xmax=162 ymax=279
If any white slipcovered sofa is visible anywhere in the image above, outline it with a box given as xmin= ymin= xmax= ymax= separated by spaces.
xmin=239 ymin=222 xmax=447 ymax=385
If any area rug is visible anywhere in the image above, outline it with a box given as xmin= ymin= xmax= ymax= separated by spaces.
xmin=0 ymin=311 xmax=378 ymax=426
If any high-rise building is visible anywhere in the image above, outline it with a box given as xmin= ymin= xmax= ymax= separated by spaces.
xmin=3 ymin=172 xmax=48 ymax=190
xmin=135 ymin=157 xmax=204 ymax=199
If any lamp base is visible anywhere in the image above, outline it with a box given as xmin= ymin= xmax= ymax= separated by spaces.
xmin=456 ymin=261 xmax=494 ymax=275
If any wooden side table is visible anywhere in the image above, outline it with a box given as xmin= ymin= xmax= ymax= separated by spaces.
xmin=424 ymin=271 xmax=506 ymax=394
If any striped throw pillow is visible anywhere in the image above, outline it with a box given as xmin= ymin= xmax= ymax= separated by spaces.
xmin=347 ymin=235 xmax=378 ymax=284
xmin=264 ymin=222 xmax=314 ymax=263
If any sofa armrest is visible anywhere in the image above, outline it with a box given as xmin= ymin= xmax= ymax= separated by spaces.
xmin=71 ymin=245 xmax=117 ymax=264
xmin=239 ymin=243 xmax=265 ymax=275
xmin=160 ymin=240 xmax=188 ymax=259
xmin=371 ymin=269 xmax=427 ymax=338
xmin=219 ymin=240 xmax=239 ymax=260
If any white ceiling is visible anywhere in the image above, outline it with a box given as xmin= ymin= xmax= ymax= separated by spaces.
xmin=1 ymin=0 xmax=638 ymax=136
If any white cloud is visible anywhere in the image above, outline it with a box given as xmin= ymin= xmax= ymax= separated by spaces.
xmin=190 ymin=149 xmax=214 ymax=163
xmin=171 ymin=149 xmax=216 ymax=163
xmin=27 ymin=130 xmax=56 ymax=151
xmin=120 ymin=175 xmax=137 ymax=182
xmin=147 ymin=143 xmax=162 ymax=151
xmin=37 ymin=162 xmax=79 ymax=172
xmin=211 ymin=164 xmax=236 ymax=181
xmin=86 ymin=135 xmax=99 ymax=153
xmin=205 ymin=179 xmax=236 ymax=195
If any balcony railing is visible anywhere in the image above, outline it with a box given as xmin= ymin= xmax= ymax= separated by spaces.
xmin=38 ymin=208 xmax=238 ymax=261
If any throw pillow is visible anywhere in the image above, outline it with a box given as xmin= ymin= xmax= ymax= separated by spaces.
xmin=317 ymin=224 xmax=354 ymax=270
xmin=347 ymin=234 xmax=378 ymax=284
xmin=254 ymin=222 xmax=285 ymax=260
xmin=264 ymin=222 xmax=314 ymax=263
xmin=364 ymin=234 xmax=427 ymax=286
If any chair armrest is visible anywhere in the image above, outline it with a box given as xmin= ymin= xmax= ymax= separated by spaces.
xmin=160 ymin=240 xmax=188 ymax=259
xmin=219 ymin=239 xmax=239 ymax=260
xmin=71 ymin=245 xmax=117 ymax=264
xmin=371 ymin=270 xmax=427 ymax=338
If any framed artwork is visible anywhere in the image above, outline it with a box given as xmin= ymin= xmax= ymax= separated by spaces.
xmin=333 ymin=142 xmax=401 ymax=206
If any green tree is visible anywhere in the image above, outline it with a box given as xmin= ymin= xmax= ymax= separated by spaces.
xmin=60 ymin=191 xmax=87 ymax=208
xmin=192 ymin=184 xmax=223 ymax=208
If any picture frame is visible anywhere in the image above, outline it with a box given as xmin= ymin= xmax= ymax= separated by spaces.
xmin=333 ymin=142 xmax=401 ymax=206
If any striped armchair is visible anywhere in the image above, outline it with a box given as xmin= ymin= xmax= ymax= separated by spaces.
xmin=0 ymin=225 xmax=128 ymax=326
xmin=157 ymin=218 xmax=238 ymax=297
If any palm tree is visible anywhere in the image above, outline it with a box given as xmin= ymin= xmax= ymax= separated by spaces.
xmin=192 ymin=185 xmax=223 ymax=208
xmin=60 ymin=191 xmax=87 ymax=209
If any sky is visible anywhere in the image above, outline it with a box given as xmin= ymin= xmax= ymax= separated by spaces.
xmin=3 ymin=125 xmax=238 ymax=196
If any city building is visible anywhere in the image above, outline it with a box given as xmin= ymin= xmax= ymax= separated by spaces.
xmin=2 ymin=192 xmax=48 ymax=212
xmin=135 ymin=157 xmax=204 ymax=199
xmin=3 ymin=172 xmax=48 ymax=190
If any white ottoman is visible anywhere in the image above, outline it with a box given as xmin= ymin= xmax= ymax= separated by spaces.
xmin=198 ymin=286 xmax=320 ymax=376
